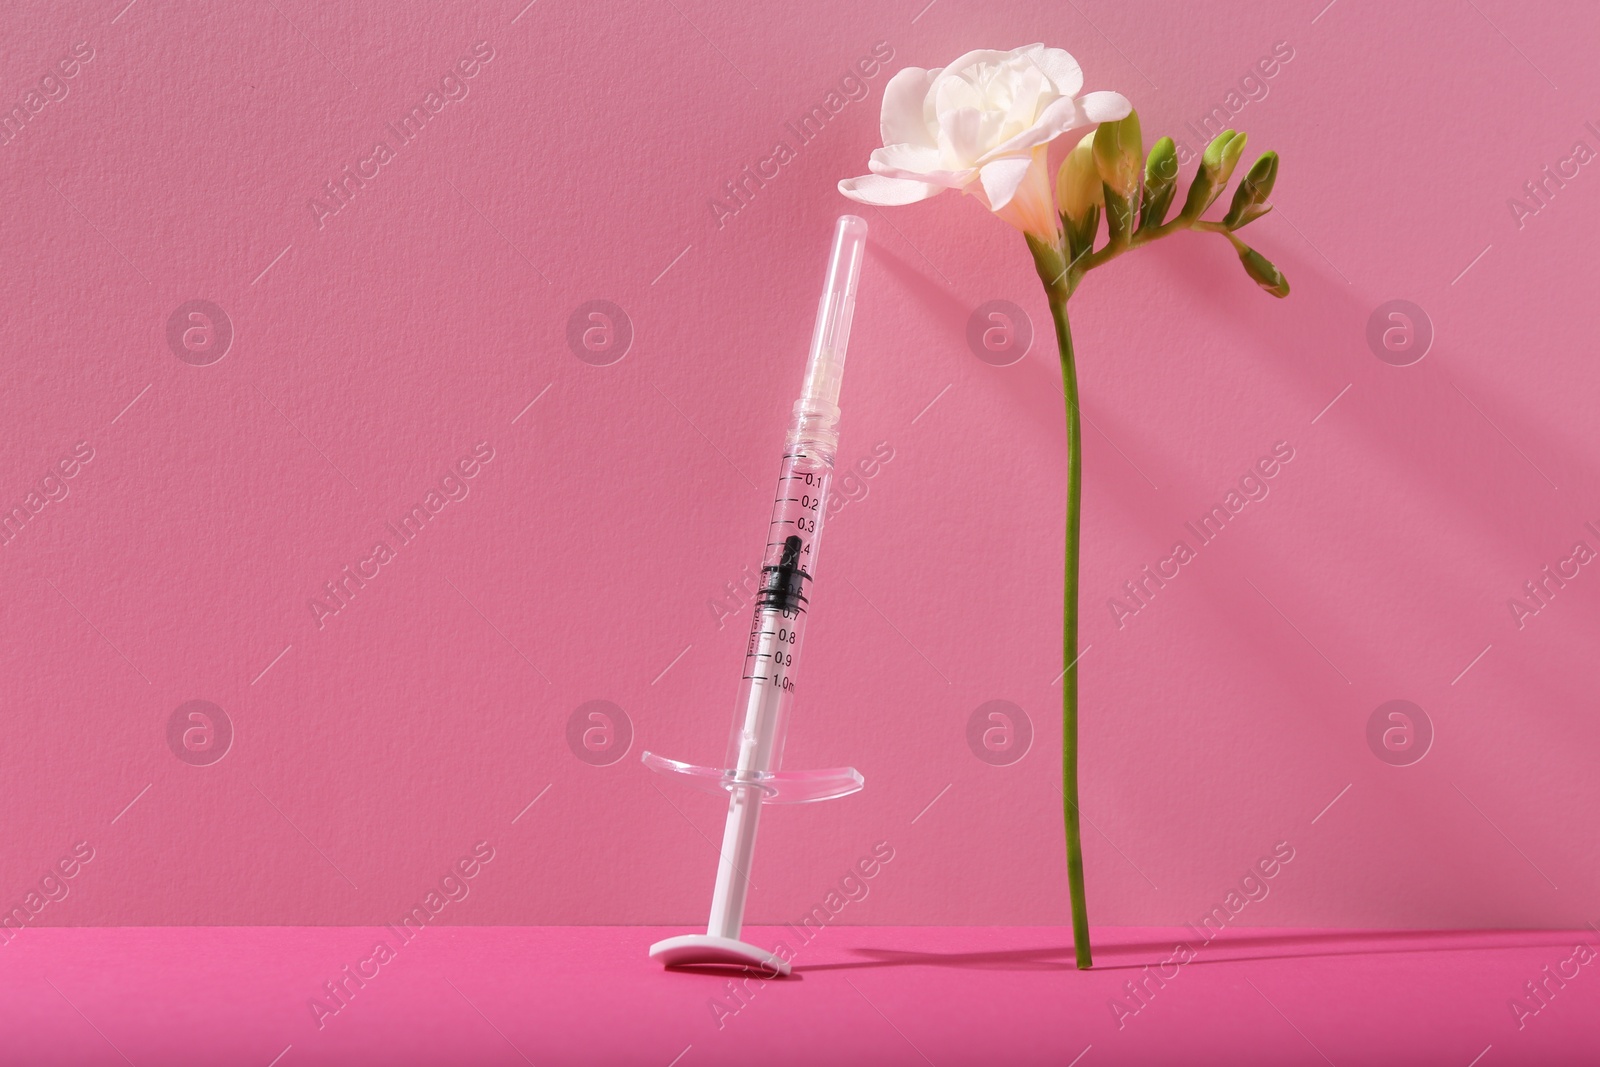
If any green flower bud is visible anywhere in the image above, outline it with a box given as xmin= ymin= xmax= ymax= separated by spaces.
xmin=1202 ymin=129 xmax=1237 ymax=172
xmin=1180 ymin=131 xmax=1228 ymax=221
xmin=1139 ymin=136 xmax=1178 ymax=231
xmin=1180 ymin=130 xmax=1249 ymax=221
xmin=1095 ymin=113 xmax=1141 ymax=249
xmin=1223 ymin=151 xmax=1278 ymax=229
xmin=1093 ymin=110 xmax=1143 ymax=200
xmin=1216 ymin=130 xmax=1249 ymax=187
xmin=1236 ymin=243 xmax=1290 ymax=298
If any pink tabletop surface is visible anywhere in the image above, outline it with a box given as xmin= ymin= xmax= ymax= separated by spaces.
xmin=3 ymin=925 xmax=1598 ymax=1065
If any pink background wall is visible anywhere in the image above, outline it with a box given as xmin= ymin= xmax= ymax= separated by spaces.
xmin=2 ymin=0 xmax=1596 ymax=930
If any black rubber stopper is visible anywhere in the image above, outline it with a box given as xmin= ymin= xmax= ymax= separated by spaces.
xmin=759 ymin=534 xmax=810 ymax=613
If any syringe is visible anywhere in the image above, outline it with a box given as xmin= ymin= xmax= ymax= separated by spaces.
xmin=642 ymin=215 xmax=869 ymax=975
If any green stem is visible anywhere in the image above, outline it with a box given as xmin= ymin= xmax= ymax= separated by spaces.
xmin=1031 ymin=200 xmax=1253 ymax=971
xmin=1080 ymin=216 xmax=1233 ymax=273
xmin=1042 ymin=265 xmax=1091 ymax=970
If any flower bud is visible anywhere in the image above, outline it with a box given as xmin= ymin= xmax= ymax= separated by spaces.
xmin=1180 ymin=130 xmax=1245 ymax=221
xmin=1092 ymin=110 xmax=1143 ymax=200
xmin=1139 ymin=137 xmax=1178 ymax=230
xmin=1056 ymin=131 xmax=1103 ymax=263
xmin=1236 ymin=243 xmax=1290 ymax=298
xmin=1201 ymin=129 xmax=1237 ymax=173
xmin=1223 ymin=151 xmax=1278 ymax=229
xmin=1056 ymin=132 xmax=1103 ymax=223
xmin=1215 ymin=130 xmax=1249 ymax=187
xmin=1094 ymin=112 xmax=1141 ymax=249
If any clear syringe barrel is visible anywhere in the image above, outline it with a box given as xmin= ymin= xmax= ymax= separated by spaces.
xmin=722 ymin=215 xmax=867 ymax=781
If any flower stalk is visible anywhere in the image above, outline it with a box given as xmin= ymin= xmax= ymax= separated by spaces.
xmin=839 ymin=46 xmax=1290 ymax=975
xmin=1055 ymin=293 xmax=1091 ymax=971
xmin=1029 ymin=237 xmax=1091 ymax=969
xmin=1028 ymin=114 xmax=1290 ymax=970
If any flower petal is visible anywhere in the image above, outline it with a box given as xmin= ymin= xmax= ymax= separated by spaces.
xmin=983 ymin=147 xmax=1058 ymax=237
xmin=984 ymin=95 xmax=1082 ymax=159
xmin=938 ymin=48 xmax=1024 ymax=82
xmin=977 ymin=155 xmax=1033 ymax=210
xmin=938 ymin=106 xmax=989 ymax=167
xmin=999 ymin=64 xmax=1050 ymax=131
xmin=933 ymin=73 xmax=985 ymax=119
xmin=838 ymin=173 xmax=945 ymax=206
xmin=867 ymin=142 xmax=942 ymax=176
xmin=879 ymin=66 xmax=939 ymax=148
xmin=1078 ymin=89 xmax=1134 ymax=123
xmin=977 ymin=90 xmax=1134 ymax=165
xmin=1022 ymin=44 xmax=1083 ymax=97
xmin=867 ymin=152 xmax=972 ymax=191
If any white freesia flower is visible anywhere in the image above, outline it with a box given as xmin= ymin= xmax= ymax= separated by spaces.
xmin=838 ymin=44 xmax=1131 ymax=237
